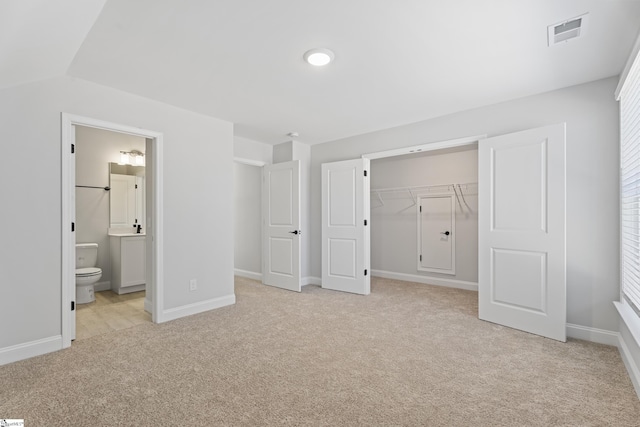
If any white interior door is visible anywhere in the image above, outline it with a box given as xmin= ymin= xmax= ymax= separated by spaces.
xmin=478 ymin=123 xmax=566 ymax=342
xmin=418 ymin=195 xmax=455 ymax=275
xmin=321 ymin=158 xmax=370 ymax=295
xmin=110 ymin=174 xmax=136 ymax=227
xmin=262 ymin=160 xmax=301 ymax=292
xmin=135 ymin=175 xmax=145 ymax=227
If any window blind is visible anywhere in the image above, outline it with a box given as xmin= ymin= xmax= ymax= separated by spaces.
xmin=621 ymin=50 xmax=640 ymax=312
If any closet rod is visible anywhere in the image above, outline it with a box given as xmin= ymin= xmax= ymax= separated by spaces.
xmin=76 ymin=185 xmax=110 ymax=191
xmin=370 ymin=182 xmax=477 ymax=194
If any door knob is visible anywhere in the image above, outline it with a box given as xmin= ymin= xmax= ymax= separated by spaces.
xmin=440 ymin=231 xmax=450 ymax=236
xmin=289 ymin=230 xmax=301 ymax=235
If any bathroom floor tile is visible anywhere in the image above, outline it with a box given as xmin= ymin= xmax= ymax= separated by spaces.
xmin=101 ymin=312 xmax=135 ymax=331
xmin=124 ymin=297 xmax=145 ymax=310
xmin=75 ymin=290 xmax=149 ymax=340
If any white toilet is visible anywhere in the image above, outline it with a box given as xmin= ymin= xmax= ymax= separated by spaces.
xmin=76 ymin=243 xmax=102 ymax=304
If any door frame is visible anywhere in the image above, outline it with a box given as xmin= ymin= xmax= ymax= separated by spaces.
xmin=362 ymin=135 xmax=484 ymax=291
xmin=362 ymin=134 xmax=486 ymax=160
xmin=61 ymin=113 xmax=164 ymax=348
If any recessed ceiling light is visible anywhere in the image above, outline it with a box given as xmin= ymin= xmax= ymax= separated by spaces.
xmin=303 ymin=48 xmax=334 ymax=66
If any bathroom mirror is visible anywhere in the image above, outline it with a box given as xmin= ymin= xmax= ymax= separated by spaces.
xmin=109 ymin=162 xmax=145 ymax=229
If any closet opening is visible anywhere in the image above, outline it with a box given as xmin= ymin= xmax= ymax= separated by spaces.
xmin=366 ymin=137 xmax=481 ymax=292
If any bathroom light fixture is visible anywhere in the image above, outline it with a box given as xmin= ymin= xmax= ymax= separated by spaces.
xmin=134 ymin=152 xmax=144 ymax=166
xmin=119 ymin=150 xmax=145 ymax=166
xmin=303 ymin=48 xmax=334 ymax=66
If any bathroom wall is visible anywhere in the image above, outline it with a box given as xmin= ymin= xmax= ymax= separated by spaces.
xmin=370 ymin=147 xmax=478 ymax=285
xmin=0 ymin=75 xmax=234 ymax=363
xmin=75 ymin=126 xmax=145 ymax=289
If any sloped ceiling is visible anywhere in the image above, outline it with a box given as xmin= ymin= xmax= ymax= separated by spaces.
xmin=0 ymin=0 xmax=106 ymax=89
xmin=5 ymin=1 xmax=640 ymax=145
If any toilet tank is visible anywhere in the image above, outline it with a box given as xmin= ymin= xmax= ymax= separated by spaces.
xmin=76 ymin=243 xmax=98 ymax=268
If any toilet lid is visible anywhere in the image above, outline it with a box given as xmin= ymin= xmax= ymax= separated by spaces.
xmin=76 ymin=267 xmax=101 ymax=276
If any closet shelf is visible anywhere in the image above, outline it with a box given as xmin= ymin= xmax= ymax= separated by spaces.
xmin=370 ymin=182 xmax=477 ymax=209
xmin=370 ymin=182 xmax=477 ymax=195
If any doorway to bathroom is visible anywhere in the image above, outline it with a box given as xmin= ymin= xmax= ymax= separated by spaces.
xmin=61 ymin=114 xmax=164 ymax=348
xmin=75 ymin=126 xmax=149 ymax=340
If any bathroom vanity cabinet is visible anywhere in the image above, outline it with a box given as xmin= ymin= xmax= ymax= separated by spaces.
xmin=110 ymin=234 xmax=146 ymax=294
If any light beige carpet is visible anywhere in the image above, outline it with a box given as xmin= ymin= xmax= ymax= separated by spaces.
xmin=1 ymin=276 xmax=639 ymax=426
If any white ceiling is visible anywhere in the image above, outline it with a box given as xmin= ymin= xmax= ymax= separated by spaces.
xmin=4 ymin=1 xmax=640 ymax=145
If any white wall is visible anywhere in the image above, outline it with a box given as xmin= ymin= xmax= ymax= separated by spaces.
xmin=370 ymin=148 xmax=478 ymax=283
xmin=0 ymin=76 xmax=234 ymax=355
xmin=75 ymin=126 xmax=145 ymax=287
xmin=272 ymin=141 xmax=292 ymax=164
xmin=234 ymin=136 xmax=272 ymax=164
xmin=232 ymin=136 xmax=272 ymax=279
xmin=311 ymin=77 xmax=620 ymax=333
xmin=234 ymin=162 xmax=262 ymax=275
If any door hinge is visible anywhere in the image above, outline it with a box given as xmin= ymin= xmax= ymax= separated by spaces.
xmin=71 ymin=222 xmax=75 ymax=232
xmin=364 ymin=269 xmax=368 ymax=276
xmin=135 ymin=184 xmax=138 ymax=189
xmin=420 ymin=206 xmax=422 ymax=212
xmin=364 ymin=170 xmax=367 ymax=177
xmin=71 ymin=301 xmax=75 ymax=311
xmin=364 ymin=219 xmax=367 ymax=226
xmin=420 ymin=254 xmax=422 ymax=262
xmin=71 ymin=143 xmax=75 ymax=153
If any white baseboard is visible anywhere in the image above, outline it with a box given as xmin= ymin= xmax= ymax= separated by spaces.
xmin=618 ymin=331 xmax=640 ymax=399
xmin=160 ymin=294 xmax=236 ymax=323
xmin=303 ymin=276 xmax=321 ymax=286
xmin=234 ymin=269 xmax=262 ymax=281
xmin=94 ymin=281 xmax=111 ymax=292
xmin=371 ymin=270 xmax=478 ymax=291
xmin=144 ymin=298 xmax=152 ymax=314
xmin=566 ymin=323 xmax=619 ymax=346
xmin=0 ymin=335 xmax=63 ymax=366
xmin=615 ymin=301 xmax=640 ymax=399
xmin=114 ymin=284 xmax=145 ymax=295
xmin=234 ymin=271 xmax=320 ymax=287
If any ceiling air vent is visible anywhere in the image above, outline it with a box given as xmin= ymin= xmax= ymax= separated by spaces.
xmin=548 ymin=13 xmax=589 ymax=46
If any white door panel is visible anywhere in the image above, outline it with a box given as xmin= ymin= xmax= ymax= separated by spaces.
xmin=262 ymin=161 xmax=301 ymax=292
xmin=135 ymin=175 xmax=145 ymax=227
xmin=418 ymin=195 xmax=455 ymax=274
xmin=269 ymin=168 xmax=293 ymax=224
xmin=328 ymin=238 xmax=357 ymax=278
xmin=322 ymin=158 xmax=370 ymax=295
xmin=269 ymin=237 xmax=293 ymax=275
xmin=493 ymin=142 xmax=546 ymax=232
xmin=479 ymin=123 xmax=566 ymax=341
xmin=110 ymin=174 xmax=136 ymax=227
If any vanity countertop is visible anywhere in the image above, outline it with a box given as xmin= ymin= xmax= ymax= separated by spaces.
xmin=108 ymin=228 xmax=146 ymax=237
